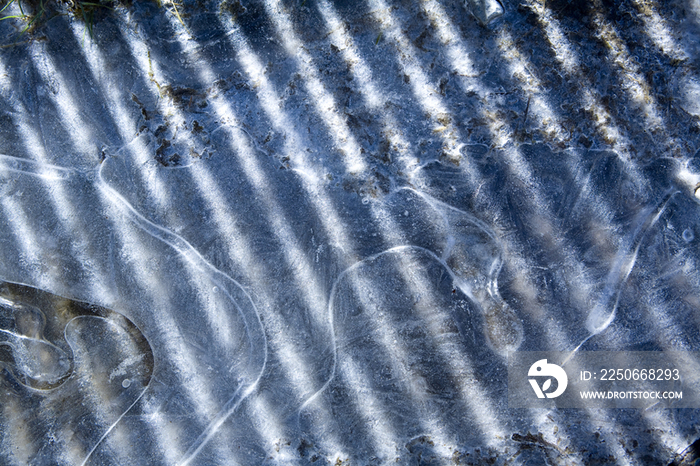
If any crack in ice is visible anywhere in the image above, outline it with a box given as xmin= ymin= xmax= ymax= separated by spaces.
xmin=299 ymin=188 xmax=523 ymax=425
xmin=96 ymin=160 xmax=268 ymax=466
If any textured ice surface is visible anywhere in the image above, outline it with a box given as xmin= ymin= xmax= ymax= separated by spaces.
xmin=465 ymin=0 xmax=504 ymax=25
xmin=0 ymin=283 xmax=153 ymax=466
xmin=0 ymin=0 xmax=700 ymax=464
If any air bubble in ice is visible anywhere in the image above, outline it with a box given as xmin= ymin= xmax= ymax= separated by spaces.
xmin=418 ymin=190 xmax=523 ymax=354
xmin=466 ymin=0 xmax=504 ymax=25
xmin=0 ymin=283 xmax=154 ymax=466
xmin=0 ymin=297 xmax=71 ymax=389
xmin=683 ymin=228 xmax=695 ymax=243
xmin=584 ymin=191 xmax=674 ymax=335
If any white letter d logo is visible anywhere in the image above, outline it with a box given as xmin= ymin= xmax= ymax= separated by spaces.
xmin=528 ymin=359 xmax=568 ymax=398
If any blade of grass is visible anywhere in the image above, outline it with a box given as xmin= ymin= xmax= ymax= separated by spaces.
xmin=375 ymin=31 xmax=382 ymax=45
xmin=168 ymin=1 xmax=184 ymax=26
xmin=0 ymin=1 xmax=17 ymax=15
xmin=79 ymin=2 xmax=114 ymax=9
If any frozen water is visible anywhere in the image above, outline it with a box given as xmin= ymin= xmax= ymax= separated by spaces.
xmin=683 ymin=228 xmax=695 ymax=243
xmin=0 ymin=283 xmax=153 ymax=466
xmin=299 ymin=246 xmax=504 ymax=458
xmin=0 ymin=296 xmax=71 ymax=388
xmin=0 ymin=0 xmax=699 ymax=464
xmin=465 ymin=0 xmax=504 ymax=26
xmin=97 ymin=148 xmax=268 ymax=465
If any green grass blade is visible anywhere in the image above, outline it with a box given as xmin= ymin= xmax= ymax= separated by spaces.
xmin=79 ymin=2 xmax=114 ymax=9
xmin=0 ymin=1 xmax=17 ymax=15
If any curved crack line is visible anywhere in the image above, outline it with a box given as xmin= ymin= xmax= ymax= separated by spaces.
xmin=95 ymin=161 xmax=268 ymax=466
xmin=0 ymin=153 xmax=75 ymax=181
xmin=72 ymin=314 xmax=153 ymax=466
xmin=0 ymin=282 xmax=155 ymax=466
xmin=566 ymin=189 xmax=677 ymax=362
xmin=299 ymin=189 xmax=522 ymax=420
xmin=0 ymin=291 xmax=74 ymax=391
xmin=399 ymin=188 xmax=522 ymax=354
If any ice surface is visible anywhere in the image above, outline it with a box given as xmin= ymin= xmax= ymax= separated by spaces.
xmin=0 ymin=0 xmax=699 ymax=464
xmin=0 ymin=296 xmax=72 ymax=389
xmin=465 ymin=0 xmax=504 ymax=26
xmin=0 ymin=283 xmax=152 ymax=466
